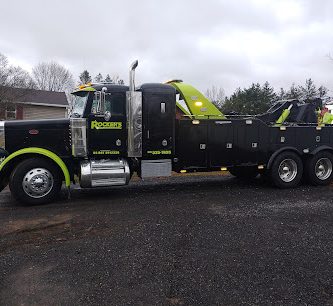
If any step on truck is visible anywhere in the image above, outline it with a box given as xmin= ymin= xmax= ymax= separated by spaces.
xmin=0 ymin=60 xmax=333 ymax=205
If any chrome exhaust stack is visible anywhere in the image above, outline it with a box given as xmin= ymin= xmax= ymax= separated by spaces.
xmin=126 ymin=60 xmax=142 ymax=157
xmin=129 ymin=60 xmax=138 ymax=92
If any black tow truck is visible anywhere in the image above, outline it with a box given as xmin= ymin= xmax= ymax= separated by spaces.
xmin=0 ymin=60 xmax=333 ymax=205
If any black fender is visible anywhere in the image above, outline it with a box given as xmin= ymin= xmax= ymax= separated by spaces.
xmin=267 ymin=146 xmax=302 ymax=169
xmin=310 ymin=145 xmax=333 ymax=156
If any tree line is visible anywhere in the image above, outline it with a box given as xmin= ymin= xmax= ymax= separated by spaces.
xmin=1 ymin=51 xmax=331 ymax=115
xmin=206 ymin=79 xmax=330 ymax=115
xmin=79 ymin=70 xmax=124 ymax=85
xmin=0 ymin=52 xmax=123 ymax=106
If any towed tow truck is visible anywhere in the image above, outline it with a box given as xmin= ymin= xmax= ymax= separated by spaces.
xmin=0 ymin=60 xmax=333 ymax=205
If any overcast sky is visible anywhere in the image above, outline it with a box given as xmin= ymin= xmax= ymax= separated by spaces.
xmin=0 ymin=0 xmax=332 ymax=95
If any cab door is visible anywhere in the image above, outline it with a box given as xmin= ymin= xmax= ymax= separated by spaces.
xmin=87 ymin=92 xmax=126 ymax=157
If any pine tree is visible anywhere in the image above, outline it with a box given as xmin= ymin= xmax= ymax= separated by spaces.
xmin=261 ymin=81 xmax=277 ymax=106
xmin=79 ymin=70 xmax=92 ymax=85
xmin=318 ymin=85 xmax=328 ymax=98
xmin=286 ymin=83 xmax=302 ymax=99
xmin=278 ymin=88 xmax=286 ymax=100
xmin=300 ymin=78 xmax=317 ymax=100
xmin=221 ymin=83 xmax=276 ymax=115
xmin=94 ymin=73 xmax=103 ymax=83
xmin=104 ymin=74 xmax=112 ymax=83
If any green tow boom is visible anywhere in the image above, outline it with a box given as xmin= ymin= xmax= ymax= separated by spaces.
xmin=167 ymin=81 xmax=226 ymax=119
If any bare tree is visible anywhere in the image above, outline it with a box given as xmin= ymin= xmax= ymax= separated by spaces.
xmin=111 ymin=74 xmax=125 ymax=85
xmin=0 ymin=52 xmax=35 ymax=108
xmin=33 ymin=61 xmax=74 ymax=92
xmin=205 ymin=85 xmax=225 ymax=109
xmin=112 ymin=74 xmax=120 ymax=84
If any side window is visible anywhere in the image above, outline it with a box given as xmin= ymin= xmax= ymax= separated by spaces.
xmin=6 ymin=104 xmax=17 ymax=120
xmin=105 ymin=94 xmax=124 ymax=116
xmin=90 ymin=92 xmax=124 ymax=116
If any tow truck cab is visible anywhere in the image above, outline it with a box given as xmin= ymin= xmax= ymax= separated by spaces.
xmin=71 ymin=83 xmax=176 ymax=160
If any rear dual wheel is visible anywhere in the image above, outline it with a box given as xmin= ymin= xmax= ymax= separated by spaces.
xmin=305 ymin=151 xmax=333 ymax=186
xmin=270 ymin=151 xmax=333 ymax=188
xmin=270 ymin=151 xmax=303 ymax=188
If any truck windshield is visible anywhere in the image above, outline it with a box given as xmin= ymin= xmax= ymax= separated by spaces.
xmin=71 ymin=92 xmax=89 ymax=117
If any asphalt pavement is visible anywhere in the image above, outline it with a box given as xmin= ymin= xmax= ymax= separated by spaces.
xmin=1 ymin=173 xmax=333 ymax=305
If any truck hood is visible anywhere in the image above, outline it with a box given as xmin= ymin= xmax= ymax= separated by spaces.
xmin=2 ymin=118 xmax=71 ymax=157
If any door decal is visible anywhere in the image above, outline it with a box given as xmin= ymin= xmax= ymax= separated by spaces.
xmin=90 ymin=120 xmax=122 ymax=129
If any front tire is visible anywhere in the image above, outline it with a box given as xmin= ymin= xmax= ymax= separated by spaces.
xmin=9 ymin=158 xmax=62 ymax=205
xmin=270 ymin=151 xmax=303 ymax=188
xmin=305 ymin=151 xmax=333 ymax=186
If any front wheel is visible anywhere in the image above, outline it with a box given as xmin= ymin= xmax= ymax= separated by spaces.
xmin=270 ymin=151 xmax=303 ymax=188
xmin=9 ymin=158 xmax=62 ymax=205
xmin=305 ymin=151 xmax=333 ymax=186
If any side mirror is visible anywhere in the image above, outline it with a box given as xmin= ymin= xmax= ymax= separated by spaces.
xmin=104 ymin=111 xmax=111 ymax=121
xmin=100 ymin=91 xmax=106 ymax=114
xmin=94 ymin=90 xmax=110 ymax=116
xmin=94 ymin=92 xmax=102 ymax=113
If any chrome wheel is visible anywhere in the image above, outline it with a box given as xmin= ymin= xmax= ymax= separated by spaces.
xmin=315 ymin=158 xmax=332 ymax=180
xmin=22 ymin=168 xmax=54 ymax=198
xmin=278 ymin=159 xmax=297 ymax=182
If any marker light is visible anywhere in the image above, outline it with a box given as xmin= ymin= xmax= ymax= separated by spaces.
xmin=221 ymin=167 xmax=228 ymax=171
xmin=180 ymin=170 xmax=187 ymax=173
xmin=195 ymin=101 xmax=203 ymax=107
xmin=192 ymin=120 xmax=200 ymax=125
